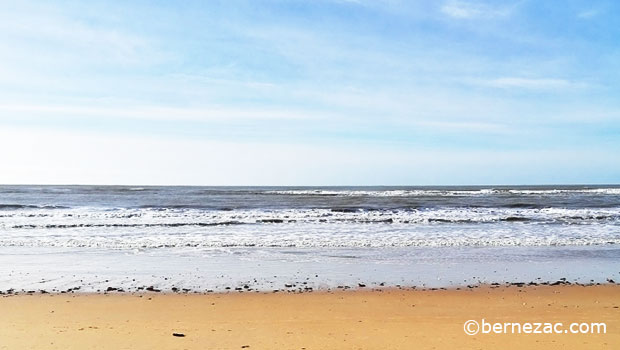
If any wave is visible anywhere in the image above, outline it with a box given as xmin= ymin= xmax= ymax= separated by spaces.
xmin=263 ymin=188 xmax=620 ymax=197
xmin=1 ymin=235 xmax=619 ymax=249
xmin=9 ymin=221 xmax=247 ymax=229
xmin=2 ymin=206 xmax=619 ymax=249
xmin=2 ymin=207 xmax=620 ymax=230
xmin=0 ymin=204 xmax=70 ymax=210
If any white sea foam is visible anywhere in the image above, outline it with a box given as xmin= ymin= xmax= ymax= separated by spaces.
xmin=264 ymin=188 xmax=620 ymax=197
xmin=0 ymin=207 xmax=619 ymax=249
xmin=2 ymin=228 xmax=619 ymax=249
xmin=1 ymin=207 xmax=620 ymax=227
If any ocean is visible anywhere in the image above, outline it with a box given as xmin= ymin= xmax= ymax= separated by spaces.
xmin=1 ymin=185 xmax=619 ymax=293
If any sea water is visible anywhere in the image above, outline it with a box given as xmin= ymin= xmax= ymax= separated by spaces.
xmin=1 ymin=185 xmax=619 ymax=292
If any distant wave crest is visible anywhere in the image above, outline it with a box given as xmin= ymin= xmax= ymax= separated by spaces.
xmin=264 ymin=188 xmax=620 ymax=197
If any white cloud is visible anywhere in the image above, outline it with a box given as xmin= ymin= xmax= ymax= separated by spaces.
xmin=0 ymin=104 xmax=322 ymax=122
xmin=481 ymin=77 xmax=581 ymax=90
xmin=440 ymin=1 xmax=514 ymax=19
xmin=414 ymin=120 xmax=508 ymax=133
xmin=0 ymin=2 xmax=166 ymax=66
xmin=577 ymin=9 xmax=599 ymax=19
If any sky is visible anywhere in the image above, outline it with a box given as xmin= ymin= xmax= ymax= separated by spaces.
xmin=0 ymin=0 xmax=619 ymax=185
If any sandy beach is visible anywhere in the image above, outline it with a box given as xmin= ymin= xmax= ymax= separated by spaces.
xmin=1 ymin=285 xmax=618 ymax=349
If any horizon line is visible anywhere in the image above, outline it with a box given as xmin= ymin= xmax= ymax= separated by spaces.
xmin=1 ymin=183 xmax=619 ymax=187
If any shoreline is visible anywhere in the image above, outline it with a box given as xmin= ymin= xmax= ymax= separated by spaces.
xmin=1 ymin=284 xmax=618 ymax=349
xmin=3 ymin=279 xmax=618 ymax=296
xmin=3 ymin=245 xmax=619 ymax=295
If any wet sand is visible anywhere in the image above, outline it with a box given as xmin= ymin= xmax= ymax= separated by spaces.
xmin=0 ymin=285 xmax=618 ymax=349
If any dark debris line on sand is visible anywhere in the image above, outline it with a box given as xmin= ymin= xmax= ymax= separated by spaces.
xmin=172 ymin=333 xmax=185 ymax=337
xmin=2 ymin=276 xmax=619 ymax=296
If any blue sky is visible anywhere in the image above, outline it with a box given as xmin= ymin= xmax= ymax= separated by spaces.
xmin=0 ymin=0 xmax=618 ymax=185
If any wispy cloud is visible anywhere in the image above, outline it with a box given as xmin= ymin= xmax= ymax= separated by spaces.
xmin=0 ymin=8 xmax=158 ymax=66
xmin=0 ymin=104 xmax=324 ymax=122
xmin=414 ymin=120 xmax=508 ymax=133
xmin=577 ymin=9 xmax=599 ymax=19
xmin=440 ymin=1 xmax=515 ymax=19
xmin=480 ymin=77 xmax=583 ymax=90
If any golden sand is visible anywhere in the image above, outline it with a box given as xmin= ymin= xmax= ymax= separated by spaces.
xmin=0 ymin=285 xmax=618 ymax=349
